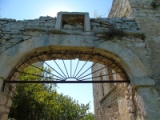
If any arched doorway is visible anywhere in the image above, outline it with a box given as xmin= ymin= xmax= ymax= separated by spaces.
xmin=2 ymin=47 xmax=132 ymax=120
xmin=4 ymin=49 xmax=129 ymax=86
xmin=0 ymin=41 xmax=148 ymax=120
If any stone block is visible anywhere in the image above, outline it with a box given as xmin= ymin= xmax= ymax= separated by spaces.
xmin=91 ymin=22 xmax=101 ymax=26
xmin=2 ymin=27 xmax=11 ymax=32
xmin=135 ymin=43 xmax=145 ymax=47
xmin=6 ymin=99 xmax=12 ymax=108
xmin=0 ymin=113 xmax=8 ymax=120
xmin=23 ymin=36 xmax=32 ymax=40
xmin=45 ymin=22 xmax=55 ymax=27
xmin=39 ymin=22 xmax=45 ymax=27
xmin=155 ymin=13 xmax=160 ymax=17
xmin=10 ymin=30 xmax=21 ymax=34
xmin=32 ymin=35 xmax=49 ymax=49
xmin=11 ymin=38 xmax=23 ymax=44
xmin=27 ymin=21 xmax=39 ymax=27
xmin=0 ymin=94 xmax=7 ymax=105
xmin=3 ymin=34 xmax=10 ymax=40
xmin=0 ymin=105 xmax=6 ymax=113
xmin=63 ymin=24 xmax=83 ymax=30
xmin=63 ymin=24 xmax=76 ymax=30
xmin=131 ymin=77 xmax=155 ymax=88
xmin=76 ymin=24 xmax=83 ymax=29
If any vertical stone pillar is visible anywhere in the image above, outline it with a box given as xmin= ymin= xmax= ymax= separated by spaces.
xmin=136 ymin=87 xmax=160 ymax=120
xmin=84 ymin=13 xmax=91 ymax=31
xmin=132 ymin=77 xmax=160 ymax=120
xmin=0 ymin=79 xmax=8 ymax=120
xmin=55 ymin=12 xmax=63 ymax=29
xmin=0 ymin=79 xmax=13 ymax=120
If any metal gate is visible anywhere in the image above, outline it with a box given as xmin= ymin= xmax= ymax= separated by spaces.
xmin=2 ymin=51 xmax=130 ymax=91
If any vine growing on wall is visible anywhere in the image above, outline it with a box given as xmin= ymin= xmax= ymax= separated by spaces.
xmin=95 ymin=23 xmax=146 ymax=42
xmin=95 ymin=24 xmax=125 ymax=41
xmin=151 ymin=0 xmax=160 ymax=9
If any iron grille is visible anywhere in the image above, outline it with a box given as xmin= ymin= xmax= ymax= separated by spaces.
xmin=2 ymin=51 xmax=130 ymax=91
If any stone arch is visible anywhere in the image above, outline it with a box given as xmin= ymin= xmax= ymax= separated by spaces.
xmin=0 ymin=35 xmax=151 ymax=87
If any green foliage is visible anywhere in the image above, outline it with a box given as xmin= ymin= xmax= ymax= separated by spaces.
xmin=80 ymin=113 xmax=95 ymax=120
xmin=9 ymin=66 xmax=94 ymax=120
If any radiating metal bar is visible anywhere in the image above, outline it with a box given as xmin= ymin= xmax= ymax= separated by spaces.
xmin=79 ymin=65 xmax=123 ymax=81
xmin=43 ymin=61 xmax=66 ymax=79
xmin=78 ymin=63 xmax=114 ymax=80
xmin=74 ymin=52 xmax=93 ymax=78
xmin=75 ymin=60 xmax=88 ymax=78
xmin=73 ymin=59 xmax=79 ymax=77
xmin=62 ymin=60 xmax=69 ymax=78
xmin=79 ymin=72 xmax=122 ymax=81
xmin=70 ymin=60 xmax=72 ymax=77
xmin=4 ymin=80 xmax=130 ymax=83
xmin=16 ymin=70 xmax=62 ymax=81
xmin=53 ymin=60 xmax=67 ymax=78
xmin=76 ymin=54 xmax=105 ymax=79
xmin=30 ymin=64 xmax=65 ymax=80
xmin=77 ymin=62 xmax=97 ymax=79
xmin=29 ymin=64 xmax=56 ymax=78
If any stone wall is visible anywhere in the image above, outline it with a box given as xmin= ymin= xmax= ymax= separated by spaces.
xmin=92 ymin=64 xmax=136 ymax=120
xmin=0 ymin=16 xmax=142 ymax=54
xmin=109 ymin=0 xmax=160 ymax=80
xmin=0 ymin=16 xmax=56 ymax=54
xmin=129 ymin=0 xmax=160 ymax=88
xmin=109 ymin=0 xmax=132 ymax=18
xmin=92 ymin=0 xmax=160 ymax=120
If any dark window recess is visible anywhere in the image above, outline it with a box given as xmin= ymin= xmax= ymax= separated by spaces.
xmin=62 ymin=15 xmax=84 ymax=30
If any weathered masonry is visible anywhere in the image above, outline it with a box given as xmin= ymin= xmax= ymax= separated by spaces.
xmin=0 ymin=0 xmax=160 ymax=119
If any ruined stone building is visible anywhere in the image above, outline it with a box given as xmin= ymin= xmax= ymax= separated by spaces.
xmin=0 ymin=0 xmax=160 ymax=120
xmin=92 ymin=0 xmax=160 ymax=120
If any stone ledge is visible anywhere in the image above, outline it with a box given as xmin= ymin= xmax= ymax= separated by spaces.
xmin=131 ymin=77 xmax=155 ymax=88
xmin=25 ymin=27 xmax=95 ymax=36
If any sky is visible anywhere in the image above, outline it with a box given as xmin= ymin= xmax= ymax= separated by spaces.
xmin=0 ymin=0 xmax=113 ymax=113
xmin=0 ymin=0 xmax=113 ymax=19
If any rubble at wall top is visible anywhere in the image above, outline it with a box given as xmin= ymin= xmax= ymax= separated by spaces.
xmin=0 ymin=15 xmax=139 ymax=33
